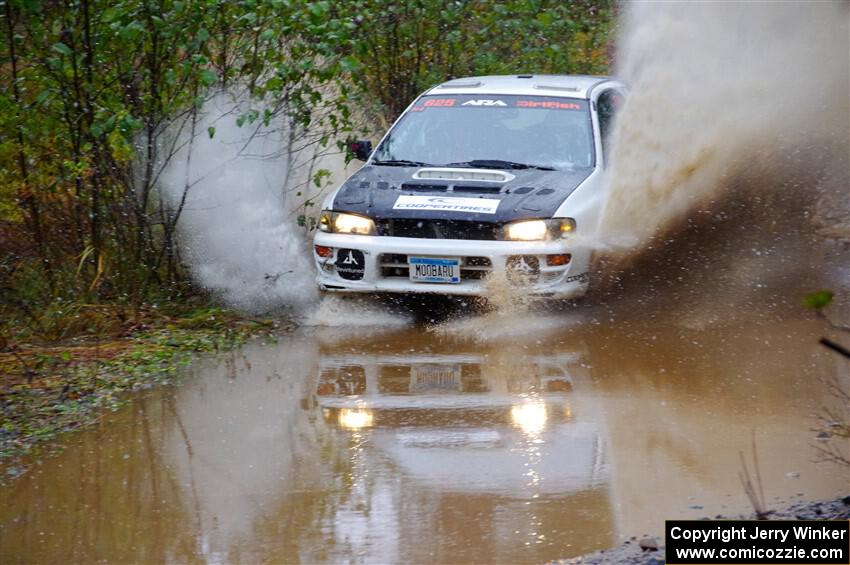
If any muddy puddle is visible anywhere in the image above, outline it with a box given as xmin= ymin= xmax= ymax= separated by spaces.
xmin=1 ymin=308 xmax=848 ymax=564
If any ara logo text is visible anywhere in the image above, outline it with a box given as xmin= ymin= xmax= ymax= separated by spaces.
xmin=461 ymin=99 xmax=507 ymax=107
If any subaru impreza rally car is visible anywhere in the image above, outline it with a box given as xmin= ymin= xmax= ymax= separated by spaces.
xmin=313 ymin=75 xmax=625 ymax=297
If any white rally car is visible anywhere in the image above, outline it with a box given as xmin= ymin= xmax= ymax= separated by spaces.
xmin=313 ymin=74 xmax=625 ymax=297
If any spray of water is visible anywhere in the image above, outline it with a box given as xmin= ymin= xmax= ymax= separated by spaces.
xmin=159 ymin=94 xmax=319 ymax=313
xmin=443 ymin=2 xmax=848 ymax=326
xmin=160 ymin=96 xmax=413 ymax=327
xmin=601 ymin=1 xmax=849 ymax=251
xmin=301 ymin=295 xmax=413 ymax=327
xmin=589 ymin=1 xmax=849 ymax=326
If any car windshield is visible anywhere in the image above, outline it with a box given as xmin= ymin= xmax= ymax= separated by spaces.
xmin=373 ymin=94 xmax=595 ymax=171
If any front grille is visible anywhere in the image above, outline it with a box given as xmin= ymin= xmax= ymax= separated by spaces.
xmin=379 ymin=254 xmax=492 ymax=280
xmin=377 ymin=219 xmax=502 ymax=240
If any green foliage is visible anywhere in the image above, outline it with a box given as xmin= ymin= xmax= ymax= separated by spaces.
xmin=333 ymin=0 xmax=615 ymax=121
xmin=804 ymin=290 xmax=834 ymax=311
xmin=0 ymin=0 xmax=360 ymax=312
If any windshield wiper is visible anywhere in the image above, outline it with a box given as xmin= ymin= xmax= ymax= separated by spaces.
xmin=371 ymin=159 xmax=432 ymax=167
xmin=442 ymin=159 xmax=556 ymax=171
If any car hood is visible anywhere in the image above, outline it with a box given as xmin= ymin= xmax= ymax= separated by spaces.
xmin=331 ymin=165 xmax=594 ymax=223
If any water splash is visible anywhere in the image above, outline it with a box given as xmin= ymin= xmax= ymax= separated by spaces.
xmin=158 ymin=93 xmax=417 ymax=325
xmin=601 ymin=1 xmax=849 ymax=251
xmin=300 ymin=294 xmax=412 ymax=327
xmin=159 ymin=94 xmax=349 ymax=314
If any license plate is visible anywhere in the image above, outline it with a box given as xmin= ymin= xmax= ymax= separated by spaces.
xmin=410 ymin=364 xmax=462 ymax=392
xmin=409 ymin=256 xmax=460 ymax=284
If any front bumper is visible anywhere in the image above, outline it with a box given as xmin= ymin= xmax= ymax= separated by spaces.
xmin=313 ymin=232 xmax=591 ymax=298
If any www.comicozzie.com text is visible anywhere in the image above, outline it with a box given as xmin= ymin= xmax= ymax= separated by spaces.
xmin=670 ymin=524 xmax=847 ymax=544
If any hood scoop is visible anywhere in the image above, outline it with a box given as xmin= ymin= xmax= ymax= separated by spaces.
xmin=413 ymin=167 xmax=515 ymax=183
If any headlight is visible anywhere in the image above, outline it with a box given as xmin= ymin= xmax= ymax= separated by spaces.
xmin=318 ymin=211 xmax=376 ymax=235
xmin=502 ymin=218 xmax=575 ymax=241
xmin=505 ymin=220 xmax=548 ymax=241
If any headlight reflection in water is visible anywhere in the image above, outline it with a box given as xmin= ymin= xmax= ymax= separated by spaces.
xmin=338 ymin=408 xmax=374 ymax=429
xmin=510 ymin=400 xmax=548 ymax=436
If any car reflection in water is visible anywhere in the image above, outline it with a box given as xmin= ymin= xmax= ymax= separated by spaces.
xmin=309 ymin=347 xmax=614 ymax=560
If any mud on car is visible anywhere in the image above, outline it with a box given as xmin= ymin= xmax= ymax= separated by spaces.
xmin=313 ymin=75 xmax=625 ymax=298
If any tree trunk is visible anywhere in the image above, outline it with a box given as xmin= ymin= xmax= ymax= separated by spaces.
xmin=4 ymin=1 xmax=53 ymax=290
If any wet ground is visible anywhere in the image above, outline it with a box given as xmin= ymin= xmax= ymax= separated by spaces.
xmin=1 ymin=303 xmax=848 ymax=564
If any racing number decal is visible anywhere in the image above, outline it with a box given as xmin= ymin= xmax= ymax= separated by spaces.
xmin=423 ymin=98 xmax=456 ymax=107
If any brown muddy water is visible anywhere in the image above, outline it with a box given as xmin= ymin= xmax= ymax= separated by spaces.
xmin=1 ymin=306 xmax=847 ymax=564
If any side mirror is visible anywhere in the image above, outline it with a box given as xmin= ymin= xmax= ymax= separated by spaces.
xmin=349 ymin=139 xmax=373 ymax=161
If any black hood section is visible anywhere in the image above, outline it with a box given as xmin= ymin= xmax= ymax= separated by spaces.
xmin=332 ymin=165 xmax=593 ymax=223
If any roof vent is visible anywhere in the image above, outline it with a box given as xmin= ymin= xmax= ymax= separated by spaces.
xmin=517 ymin=74 xmax=533 ymax=79
xmin=438 ymin=79 xmax=482 ymax=88
xmin=534 ymin=83 xmax=581 ymax=92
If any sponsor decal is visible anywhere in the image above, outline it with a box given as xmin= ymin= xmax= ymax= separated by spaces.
xmin=335 ymin=248 xmax=365 ymax=281
xmin=461 ymin=99 xmax=507 ymax=107
xmin=513 ymin=256 xmax=538 ymax=273
xmin=392 ymin=195 xmax=500 ymax=214
xmin=340 ymin=250 xmax=359 ymax=266
xmin=565 ymin=272 xmax=590 ymax=283
xmin=516 ymin=100 xmax=582 ymax=110
xmin=506 ymin=255 xmax=540 ymax=284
